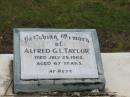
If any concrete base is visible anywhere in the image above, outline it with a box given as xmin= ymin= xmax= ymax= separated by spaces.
xmin=0 ymin=53 xmax=130 ymax=97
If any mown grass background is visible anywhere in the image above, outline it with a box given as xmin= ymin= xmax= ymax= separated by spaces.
xmin=0 ymin=0 xmax=130 ymax=53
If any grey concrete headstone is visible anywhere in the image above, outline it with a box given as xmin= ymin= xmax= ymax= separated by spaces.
xmin=13 ymin=28 xmax=105 ymax=93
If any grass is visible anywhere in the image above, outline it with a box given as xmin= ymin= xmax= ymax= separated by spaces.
xmin=0 ymin=0 xmax=130 ymax=52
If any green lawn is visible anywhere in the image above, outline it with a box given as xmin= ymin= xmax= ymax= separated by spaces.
xmin=0 ymin=0 xmax=130 ymax=52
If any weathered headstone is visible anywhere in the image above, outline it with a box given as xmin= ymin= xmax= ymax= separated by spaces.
xmin=13 ymin=28 xmax=105 ymax=93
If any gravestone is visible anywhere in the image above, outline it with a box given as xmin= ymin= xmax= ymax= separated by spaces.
xmin=13 ymin=28 xmax=105 ymax=93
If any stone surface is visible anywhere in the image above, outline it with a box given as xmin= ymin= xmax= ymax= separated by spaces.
xmin=20 ymin=31 xmax=98 ymax=79
xmin=0 ymin=54 xmax=13 ymax=96
xmin=103 ymin=53 xmax=130 ymax=97
xmin=13 ymin=29 xmax=105 ymax=93
xmin=0 ymin=53 xmax=130 ymax=96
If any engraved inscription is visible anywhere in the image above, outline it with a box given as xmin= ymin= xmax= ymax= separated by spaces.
xmin=20 ymin=31 xmax=98 ymax=79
